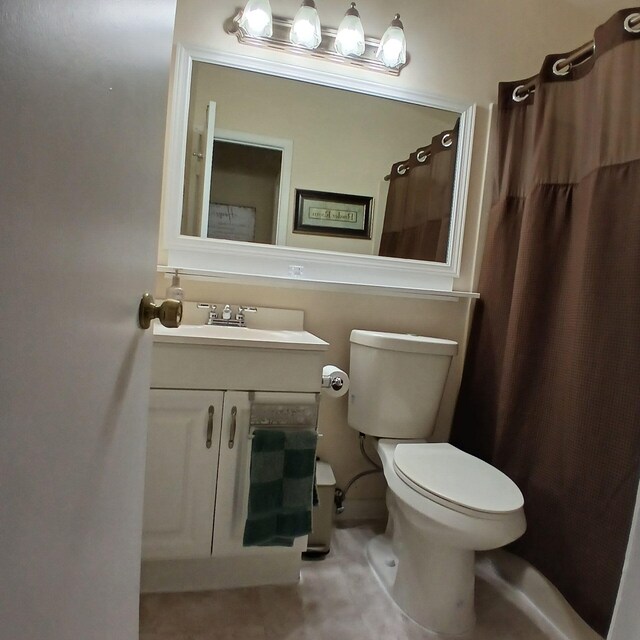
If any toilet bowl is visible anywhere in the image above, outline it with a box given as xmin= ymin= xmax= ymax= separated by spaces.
xmin=370 ymin=440 xmax=525 ymax=636
xmin=347 ymin=330 xmax=526 ymax=636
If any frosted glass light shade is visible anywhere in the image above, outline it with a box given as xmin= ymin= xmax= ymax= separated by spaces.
xmin=238 ymin=0 xmax=273 ymax=38
xmin=335 ymin=3 xmax=365 ymax=57
xmin=377 ymin=14 xmax=406 ymax=68
xmin=290 ymin=0 xmax=321 ymax=49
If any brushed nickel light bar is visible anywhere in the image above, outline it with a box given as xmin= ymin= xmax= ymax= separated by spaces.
xmin=226 ymin=2 xmax=408 ymax=76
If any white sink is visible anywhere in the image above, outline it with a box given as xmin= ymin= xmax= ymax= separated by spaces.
xmin=153 ymin=323 xmax=329 ymax=351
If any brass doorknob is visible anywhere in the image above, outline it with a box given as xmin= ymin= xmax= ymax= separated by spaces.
xmin=138 ymin=293 xmax=183 ymax=330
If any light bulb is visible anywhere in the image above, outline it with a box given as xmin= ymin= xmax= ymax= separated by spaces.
xmin=290 ymin=0 xmax=321 ymax=49
xmin=238 ymin=0 xmax=273 ymax=38
xmin=377 ymin=14 xmax=406 ymax=68
xmin=335 ymin=3 xmax=365 ymax=57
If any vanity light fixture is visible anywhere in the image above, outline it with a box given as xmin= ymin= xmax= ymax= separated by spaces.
xmin=228 ymin=3 xmax=408 ymax=75
xmin=237 ymin=0 xmax=273 ymax=38
xmin=334 ymin=3 xmax=365 ymax=57
xmin=377 ymin=14 xmax=407 ymax=69
xmin=290 ymin=0 xmax=322 ymax=49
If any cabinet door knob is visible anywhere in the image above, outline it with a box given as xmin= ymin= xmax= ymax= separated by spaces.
xmin=228 ymin=406 xmax=237 ymax=449
xmin=206 ymin=405 xmax=214 ymax=449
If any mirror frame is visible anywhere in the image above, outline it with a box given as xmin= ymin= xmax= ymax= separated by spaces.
xmin=160 ymin=44 xmax=476 ymax=294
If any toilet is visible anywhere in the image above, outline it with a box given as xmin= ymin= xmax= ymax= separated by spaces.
xmin=348 ymin=330 xmax=526 ymax=636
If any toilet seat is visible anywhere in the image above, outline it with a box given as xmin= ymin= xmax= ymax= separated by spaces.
xmin=393 ymin=443 xmax=524 ymax=516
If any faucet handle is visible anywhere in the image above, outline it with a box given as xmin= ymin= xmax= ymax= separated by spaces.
xmin=237 ymin=305 xmax=257 ymax=319
xmin=238 ymin=305 xmax=257 ymax=315
xmin=236 ymin=305 xmax=257 ymax=326
xmin=197 ymin=303 xmax=218 ymax=324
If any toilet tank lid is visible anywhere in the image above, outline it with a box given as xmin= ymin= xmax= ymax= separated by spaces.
xmin=350 ymin=330 xmax=458 ymax=356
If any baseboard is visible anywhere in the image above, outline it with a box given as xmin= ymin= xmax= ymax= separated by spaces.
xmin=335 ymin=498 xmax=387 ymax=523
xmin=476 ymin=550 xmax=603 ymax=640
xmin=141 ymin=552 xmax=301 ymax=593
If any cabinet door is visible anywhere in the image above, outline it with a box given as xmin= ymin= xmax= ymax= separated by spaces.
xmin=142 ymin=389 xmax=223 ymax=560
xmin=211 ymin=391 xmax=252 ymax=557
xmin=212 ymin=392 xmax=314 ymax=557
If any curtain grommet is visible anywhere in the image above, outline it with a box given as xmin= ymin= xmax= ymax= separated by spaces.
xmin=441 ymin=133 xmax=453 ymax=148
xmin=552 ymin=58 xmax=571 ymax=76
xmin=416 ymin=150 xmax=430 ymax=163
xmin=512 ymin=85 xmax=529 ymax=102
xmin=624 ymin=13 xmax=640 ymax=33
xmin=396 ymin=163 xmax=409 ymax=176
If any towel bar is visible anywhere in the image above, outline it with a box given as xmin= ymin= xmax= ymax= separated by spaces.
xmin=248 ymin=431 xmax=323 ymax=440
xmin=249 ymin=400 xmax=319 ymax=430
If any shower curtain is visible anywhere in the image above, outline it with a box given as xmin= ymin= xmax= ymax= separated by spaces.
xmin=379 ymin=125 xmax=458 ymax=262
xmin=451 ymin=9 xmax=640 ymax=636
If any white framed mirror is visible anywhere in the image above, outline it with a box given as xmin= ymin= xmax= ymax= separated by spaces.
xmin=160 ymin=44 xmax=476 ymax=294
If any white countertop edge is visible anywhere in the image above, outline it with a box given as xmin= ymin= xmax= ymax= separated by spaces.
xmin=152 ymin=328 xmax=330 ymax=351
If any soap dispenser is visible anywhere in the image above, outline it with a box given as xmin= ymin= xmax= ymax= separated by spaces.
xmin=166 ymin=269 xmax=184 ymax=301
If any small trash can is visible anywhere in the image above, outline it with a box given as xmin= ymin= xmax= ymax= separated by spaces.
xmin=306 ymin=460 xmax=336 ymax=556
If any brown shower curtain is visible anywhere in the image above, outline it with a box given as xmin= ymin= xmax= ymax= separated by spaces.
xmin=379 ymin=125 xmax=458 ymax=262
xmin=451 ymin=9 xmax=640 ymax=636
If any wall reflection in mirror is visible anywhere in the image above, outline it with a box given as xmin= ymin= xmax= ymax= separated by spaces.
xmin=182 ymin=61 xmax=461 ymax=264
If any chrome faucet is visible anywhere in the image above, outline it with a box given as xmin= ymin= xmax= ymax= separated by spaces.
xmin=196 ymin=303 xmax=257 ymax=327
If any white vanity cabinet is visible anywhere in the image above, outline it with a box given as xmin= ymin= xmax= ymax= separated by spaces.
xmin=140 ymin=319 xmax=329 ymax=592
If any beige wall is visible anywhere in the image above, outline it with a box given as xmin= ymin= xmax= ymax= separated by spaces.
xmin=161 ymin=0 xmax=628 ymax=504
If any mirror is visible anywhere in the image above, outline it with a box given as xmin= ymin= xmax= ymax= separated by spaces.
xmin=184 ymin=61 xmax=461 ymax=263
xmin=161 ymin=46 xmax=475 ymax=293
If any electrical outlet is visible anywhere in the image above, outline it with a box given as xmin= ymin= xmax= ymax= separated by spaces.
xmin=288 ymin=265 xmax=304 ymax=278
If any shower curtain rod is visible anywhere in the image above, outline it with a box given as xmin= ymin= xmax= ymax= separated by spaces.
xmin=513 ymin=11 xmax=640 ymax=100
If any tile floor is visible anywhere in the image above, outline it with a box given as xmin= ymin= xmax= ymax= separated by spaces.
xmin=140 ymin=522 xmax=553 ymax=640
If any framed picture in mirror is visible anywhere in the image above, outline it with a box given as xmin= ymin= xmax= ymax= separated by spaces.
xmin=293 ymin=189 xmax=372 ymax=239
xmin=207 ymin=203 xmax=256 ymax=242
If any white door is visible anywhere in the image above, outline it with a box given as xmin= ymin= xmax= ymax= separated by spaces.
xmin=198 ymin=101 xmax=218 ymax=237
xmin=142 ymin=390 xmax=224 ymax=560
xmin=0 ymin=2 xmax=176 ymax=639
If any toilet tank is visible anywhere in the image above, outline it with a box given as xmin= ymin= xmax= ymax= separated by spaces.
xmin=348 ymin=330 xmax=458 ymax=439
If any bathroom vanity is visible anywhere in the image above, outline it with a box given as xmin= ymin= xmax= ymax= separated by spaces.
xmin=140 ymin=306 xmax=328 ymax=592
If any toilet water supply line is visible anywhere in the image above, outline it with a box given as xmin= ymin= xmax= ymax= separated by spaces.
xmin=334 ymin=433 xmax=382 ymax=513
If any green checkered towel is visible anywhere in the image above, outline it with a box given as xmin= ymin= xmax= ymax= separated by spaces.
xmin=243 ymin=429 xmax=318 ymax=547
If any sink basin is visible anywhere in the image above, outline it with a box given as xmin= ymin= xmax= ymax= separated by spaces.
xmin=153 ymin=323 xmax=329 ymax=351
